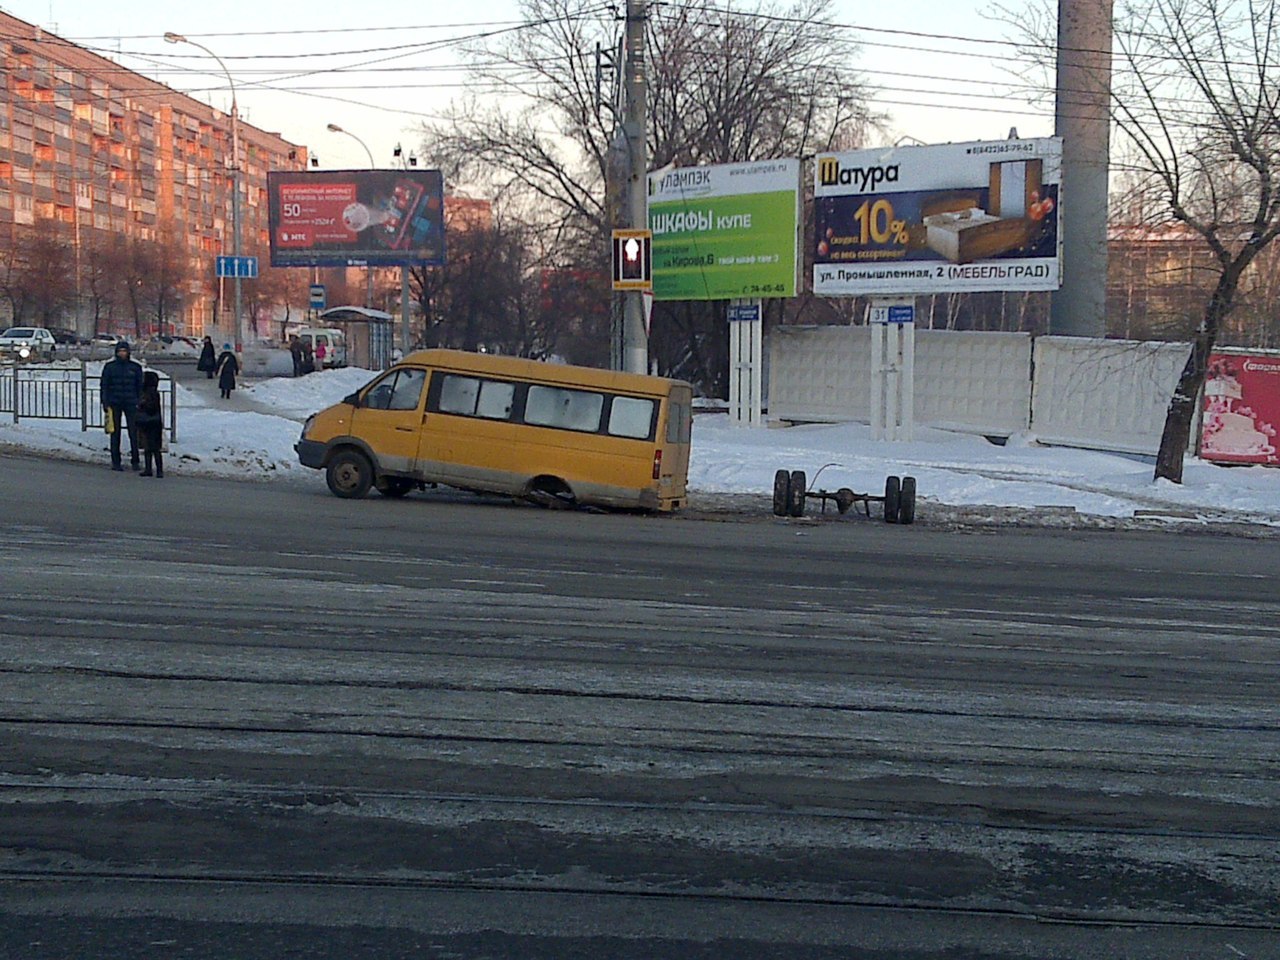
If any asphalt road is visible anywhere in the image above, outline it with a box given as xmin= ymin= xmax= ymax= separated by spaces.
xmin=0 ymin=454 xmax=1277 ymax=959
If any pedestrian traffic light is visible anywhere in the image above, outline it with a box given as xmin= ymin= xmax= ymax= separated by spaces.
xmin=611 ymin=229 xmax=652 ymax=290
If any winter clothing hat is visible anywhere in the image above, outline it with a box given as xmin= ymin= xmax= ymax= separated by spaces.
xmin=223 ymin=343 xmax=232 ymax=350
xmin=116 ymin=341 xmax=131 ymax=355
xmin=143 ymin=371 xmax=160 ymax=388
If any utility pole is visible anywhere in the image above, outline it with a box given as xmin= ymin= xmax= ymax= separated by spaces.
xmin=620 ymin=0 xmax=649 ymax=374
xmin=1051 ymin=0 xmax=1113 ymax=337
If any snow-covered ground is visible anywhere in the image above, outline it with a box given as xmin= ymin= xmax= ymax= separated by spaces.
xmin=2 ymin=364 xmax=1277 ymax=525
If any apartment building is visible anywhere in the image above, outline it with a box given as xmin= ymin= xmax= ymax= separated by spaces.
xmin=0 ymin=12 xmax=307 ymax=335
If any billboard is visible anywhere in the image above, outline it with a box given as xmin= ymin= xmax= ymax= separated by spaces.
xmin=813 ymin=138 xmax=1062 ymax=296
xmin=268 ymin=169 xmax=445 ymax=267
xmin=1200 ymin=351 xmax=1280 ymax=465
xmin=647 ymin=158 xmax=800 ymax=301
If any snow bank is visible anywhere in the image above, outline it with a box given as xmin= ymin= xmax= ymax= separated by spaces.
xmin=3 ymin=367 xmax=1278 ymax=522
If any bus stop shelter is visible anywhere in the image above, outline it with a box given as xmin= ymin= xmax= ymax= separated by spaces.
xmin=317 ymin=306 xmax=395 ymax=370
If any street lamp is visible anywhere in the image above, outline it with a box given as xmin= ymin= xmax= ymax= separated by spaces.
xmin=326 ymin=123 xmax=376 ymax=309
xmin=326 ymin=123 xmax=375 ymax=168
xmin=165 ymin=31 xmax=243 ymax=350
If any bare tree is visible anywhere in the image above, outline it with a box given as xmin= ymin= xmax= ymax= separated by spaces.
xmin=420 ymin=0 xmax=875 ymax=386
xmin=1107 ymin=0 xmax=1280 ymax=481
xmin=0 ymin=223 xmax=75 ymax=325
xmin=80 ymin=231 xmax=127 ymax=336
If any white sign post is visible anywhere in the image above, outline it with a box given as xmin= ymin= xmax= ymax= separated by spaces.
xmin=727 ymin=299 xmax=763 ymax=427
xmin=868 ymin=299 xmax=915 ymax=441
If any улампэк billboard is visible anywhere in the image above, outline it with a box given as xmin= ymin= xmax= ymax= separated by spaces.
xmin=647 ymin=158 xmax=800 ymax=301
xmin=268 ymin=169 xmax=445 ymax=268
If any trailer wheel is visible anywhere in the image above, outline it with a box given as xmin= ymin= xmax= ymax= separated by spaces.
xmin=835 ymin=487 xmax=855 ymax=515
xmin=899 ymin=476 xmax=917 ymax=525
xmin=884 ymin=475 xmax=901 ymax=523
xmin=788 ymin=470 xmax=807 ymax=517
xmin=772 ymin=469 xmax=791 ymax=517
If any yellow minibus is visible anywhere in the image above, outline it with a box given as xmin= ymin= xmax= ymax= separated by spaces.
xmin=296 ymin=349 xmax=693 ymax=511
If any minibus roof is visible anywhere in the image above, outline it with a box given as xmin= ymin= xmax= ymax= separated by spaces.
xmin=400 ymin=349 xmax=691 ymax=394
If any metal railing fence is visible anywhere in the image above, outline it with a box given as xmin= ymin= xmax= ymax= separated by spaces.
xmin=0 ymin=361 xmax=177 ymax=442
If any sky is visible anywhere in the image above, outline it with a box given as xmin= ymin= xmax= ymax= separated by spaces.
xmin=0 ymin=0 xmax=1057 ymax=170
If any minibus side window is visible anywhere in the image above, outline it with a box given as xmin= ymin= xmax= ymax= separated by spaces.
xmin=475 ymin=380 xmax=515 ymax=419
xmin=436 ymin=374 xmax=515 ymax=420
xmin=525 ymin=385 xmax=604 ymax=432
xmin=387 ymin=368 xmax=427 ymax=410
xmin=607 ymin=396 xmax=656 ymax=440
xmin=439 ymin=375 xmax=481 ymax=414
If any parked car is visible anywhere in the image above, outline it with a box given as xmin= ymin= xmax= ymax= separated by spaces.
xmin=91 ymin=333 xmax=123 ymax=350
xmin=48 ymin=327 xmax=87 ymax=346
xmin=0 ymin=326 xmax=57 ymax=361
xmin=296 ymin=327 xmax=347 ymax=368
xmin=140 ymin=335 xmax=199 ymax=359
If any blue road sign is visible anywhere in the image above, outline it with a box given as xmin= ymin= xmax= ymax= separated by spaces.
xmin=870 ymin=303 xmax=916 ymax=324
xmin=215 ymin=255 xmax=259 ymax=279
xmin=309 ymin=284 xmax=326 ymax=311
xmin=727 ymin=301 xmax=761 ymax=323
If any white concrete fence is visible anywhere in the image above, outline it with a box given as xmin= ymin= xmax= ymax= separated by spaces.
xmin=769 ymin=326 xmax=1206 ymax=456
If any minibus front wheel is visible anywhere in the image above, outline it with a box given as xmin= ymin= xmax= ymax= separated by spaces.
xmin=326 ymin=449 xmax=374 ymax=499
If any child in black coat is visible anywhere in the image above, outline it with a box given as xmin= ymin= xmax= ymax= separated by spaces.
xmin=135 ymin=370 xmax=164 ymax=478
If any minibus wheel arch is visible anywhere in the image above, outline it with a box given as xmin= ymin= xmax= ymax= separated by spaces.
xmin=526 ymin=475 xmax=576 ymax=508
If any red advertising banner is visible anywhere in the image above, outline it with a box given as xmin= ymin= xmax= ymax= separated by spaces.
xmin=267 ymin=169 xmax=445 ymax=267
xmin=1200 ymin=351 xmax=1280 ymax=465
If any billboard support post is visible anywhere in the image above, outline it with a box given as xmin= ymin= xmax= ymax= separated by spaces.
xmin=401 ymin=266 xmax=411 ymax=357
xmin=727 ymin=299 xmax=763 ymax=427
xmin=869 ymin=298 xmax=915 ymax=441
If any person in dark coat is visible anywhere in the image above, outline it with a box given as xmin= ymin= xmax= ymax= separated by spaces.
xmin=99 ymin=340 xmax=143 ymax=471
xmin=215 ymin=343 xmax=240 ymax=399
xmin=197 ymin=336 xmax=217 ymax=378
xmin=289 ymin=335 xmax=304 ymax=378
xmin=134 ymin=370 xmax=165 ymax=478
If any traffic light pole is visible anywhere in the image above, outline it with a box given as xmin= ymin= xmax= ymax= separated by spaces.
xmin=621 ymin=0 xmax=649 ymax=375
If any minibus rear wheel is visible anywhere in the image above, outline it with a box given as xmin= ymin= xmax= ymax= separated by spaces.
xmin=327 ymin=449 xmax=374 ymax=499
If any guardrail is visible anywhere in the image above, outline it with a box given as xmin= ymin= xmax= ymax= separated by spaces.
xmin=0 ymin=360 xmax=177 ymax=442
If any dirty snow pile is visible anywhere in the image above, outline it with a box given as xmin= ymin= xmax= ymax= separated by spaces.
xmin=2 ymin=364 xmax=1277 ymax=524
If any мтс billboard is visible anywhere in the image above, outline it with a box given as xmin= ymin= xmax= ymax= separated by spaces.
xmin=813 ymin=138 xmax=1062 ymax=296
xmin=268 ymin=169 xmax=445 ymax=267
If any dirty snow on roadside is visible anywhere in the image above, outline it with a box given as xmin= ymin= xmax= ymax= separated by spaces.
xmin=2 ymin=365 xmax=1277 ymax=523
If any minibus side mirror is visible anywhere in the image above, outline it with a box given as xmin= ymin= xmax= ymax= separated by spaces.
xmin=343 ymin=392 xmax=360 ymax=407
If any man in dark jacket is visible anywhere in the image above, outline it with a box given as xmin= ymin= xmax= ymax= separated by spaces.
xmin=100 ymin=340 xmax=144 ymax=471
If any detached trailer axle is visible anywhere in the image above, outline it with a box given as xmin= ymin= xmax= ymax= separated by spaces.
xmin=771 ymin=466 xmax=917 ymax=524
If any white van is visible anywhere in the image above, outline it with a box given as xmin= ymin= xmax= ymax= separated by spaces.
xmin=296 ymin=327 xmax=347 ymax=369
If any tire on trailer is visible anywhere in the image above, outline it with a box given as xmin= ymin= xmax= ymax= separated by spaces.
xmin=788 ymin=470 xmax=807 ymax=517
xmin=375 ymin=477 xmax=415 ymax=498
xmin=883 ymin=475 xmax=901 ymax=524
xmin=326 ymin=449 xmax=374 ymax=499
xmin=898 ymin=476 xmax=917 ymax=525
xmin=772 ymin=469 xmax=791 ymax=517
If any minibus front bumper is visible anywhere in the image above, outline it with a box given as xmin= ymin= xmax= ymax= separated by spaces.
xmin=295 ymin=438 xmax=327 ymax=469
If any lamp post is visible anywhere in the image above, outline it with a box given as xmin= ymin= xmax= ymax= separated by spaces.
xmin=165 ymin=31 xmax=243 ymax=350
xmin=326 ymin=124 xmax=377 ymax=310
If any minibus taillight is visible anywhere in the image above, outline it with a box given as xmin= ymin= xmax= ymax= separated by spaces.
xmin=652 ymin=448 xmax=663 ymax=480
